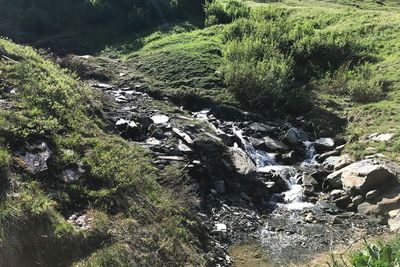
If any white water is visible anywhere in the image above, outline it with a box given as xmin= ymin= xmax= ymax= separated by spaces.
xmin=232 ymin=126 xmax=276 ymax=167
xmin=235 ymin=125 xmax=316 ymax=210
xmin=193 ymin=110 xmax=316 ymax=210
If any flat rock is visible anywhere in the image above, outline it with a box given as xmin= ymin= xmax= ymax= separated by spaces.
xmin=173 ymin=128 xmax=194 ymax=145
xmin=369 ymin=133 xmax=395 ymax=142
xmin=151 ymin=114 xmax=170 ymax=124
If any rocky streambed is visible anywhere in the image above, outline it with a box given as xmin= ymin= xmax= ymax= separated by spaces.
xmin=86 ymin=78 xmax=400 ymax=266
xmin=39 ymin=55 xmax=398 ymax=266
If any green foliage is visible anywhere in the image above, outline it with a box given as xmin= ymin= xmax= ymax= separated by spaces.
xmin=205 ymin=0 xmax=250 ymax=26
xmin=330 ymin=238 xmax=400 ymax=267
xmin=320 ymin=63 xmax=384 ymax=103
xmin=223 ymin=37 xmax=294 ymax=108
xmin=221 ymin=6 xmax=379 ymax=111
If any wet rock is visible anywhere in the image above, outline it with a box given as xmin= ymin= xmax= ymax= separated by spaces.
xmin=326 ymin=159 xmax=399 ymax=194
xmin=334 ymin=195 xmax=351 ymax=209
xmin=365 ymin=190 xmax=380 ymax=200
xmin=59 ymin=165 xmax=85 ymax=183
xmin=248 ymin=122 xmax=276 ymax=133
xmin=173 ymin=128 xmax=194 ymax=145
xmin=302 ymin=174 xmax=319 ymax=187
xmin=229 ymin=147 xmax=256 ymax=176
xmin=217 ymin=133 xmax=234 ymax=146
xmin=314 ymin=138 xmax=335 ymax=153
xmin=284 ymin=128 xmax=302 ymax=145
xmin=262 ymin=137 xmax=288 ymax=152
xmin=352 ymin=195 xmax=364 ymax=206
xmin=151 ymin=114 xmax=169 ymax=124
xmin=330 ymin=189 xmax=345 ymax=198
xmin=279 ymin=151 xmax=299 ymax=165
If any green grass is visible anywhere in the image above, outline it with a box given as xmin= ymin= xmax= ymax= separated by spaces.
xmin=0 ymin=38 xmax=205 ymax=266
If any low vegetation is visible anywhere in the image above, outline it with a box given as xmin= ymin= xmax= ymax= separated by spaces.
xmin=0 ymin=38 xmax=205 ymax=266
xmin=330 ymin=237 xmax=400 ymax=267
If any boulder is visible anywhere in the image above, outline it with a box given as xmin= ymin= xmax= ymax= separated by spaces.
xmin=365 ymin=190 xmax=380 ymax=200
xmin=151 ymin=114 xmax=169 ymax=124
xmin=314 ymin=138 xmax=335 ymax=153
xmin=316 ymin=150 xmax=340 ymax=163
xmin=229 ymin=147 xmax=256 ymax=176
xmin=248 ymin=122 xmax=276 ymax=133
xmin=322 ymin=156 xmax=341 ymax=171
xmin=19 ymin=140 xmax=52 ymax=175
xmin=358 ymin=189 xmax=400 ymax=218
xmin=283 ymin=128 xmax=304 ymax=145
xmin=326 ymin=159 xmax=398 ymax=194
xmin=352 ymin=195 xmax=364 ymax=206
xmin=173 ymin=128 xmax=194 ymax=145
xmin=334 ymin=154 xmax=353 ymax=171
xmin=262 ymin=137 xmax=288 ymax=152
xmin=335 ymin=195 xmax=351 ymax=209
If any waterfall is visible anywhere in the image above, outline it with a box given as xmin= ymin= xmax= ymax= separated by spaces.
xmin=232 ymin=126 xmax=276 ymax=167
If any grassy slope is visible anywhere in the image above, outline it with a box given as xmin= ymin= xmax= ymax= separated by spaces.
xmin=108 ymin=0 xmax=400 ymax=161
xmin=0 ymin=39 xmax=205 ymax=266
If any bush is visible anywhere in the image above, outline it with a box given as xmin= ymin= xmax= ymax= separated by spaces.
xmin=223 ymin=37 xmax=293 ymax=109
xmin=221 ymin=7 xmax=371 ymax=111
xmin=320 ymin=63 xmax=384 ymax=103
xmin=205 ymin=0 xmax=250 ymax=26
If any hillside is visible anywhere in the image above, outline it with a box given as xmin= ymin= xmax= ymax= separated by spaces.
xmin=2 ymin=0 xmax=400 ymax=266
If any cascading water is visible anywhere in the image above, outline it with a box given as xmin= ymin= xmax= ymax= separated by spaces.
xmin=232 ymin=124 xmax=317 ymax=210
xmin=194 ymin=109 xmax=316 ymax=210
xmin=232 ymin=126 xmax=276 ymax=167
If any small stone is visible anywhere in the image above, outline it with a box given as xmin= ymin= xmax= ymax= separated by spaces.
xmin=352 ymin=195 xmax=364 ymax=206
xmin=151 ymin=114 xmax=170 ymax=124
xmin=334 ymin=195 xmax=351 ymax=209
xmin=173 ymin=128 xmax=194 ymax=145
xmin=365 ymin=190 xmax=380 ymax=200
xmin=146 ymin=137 xmax=161 ymax=145
xmin=369 ymin=133 xmax=394 ymax=142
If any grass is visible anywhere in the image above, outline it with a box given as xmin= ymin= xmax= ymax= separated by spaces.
xmin=0 ymin=38 xmax=206 ymax=266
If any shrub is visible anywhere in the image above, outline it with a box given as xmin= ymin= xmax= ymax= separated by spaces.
xmin=319 ymin=63 xmax=384 ymax=103
xmin=205 ymin=0 xmax=250 ymax=26
xmin=223 ymin=37 xmax=293 ymax=109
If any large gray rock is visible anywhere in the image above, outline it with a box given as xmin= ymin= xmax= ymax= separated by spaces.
xmin=19 ymin=140 xmax=52 ymax=175
xmin=326 ymin=159 xmax=398 ymax=194
xmin=229 ymin=147 xmax=256 ymax=176
xmin=314 ymin=138 xmax=335 ymax=153
xmin=283 ymin=128 xmax=305 ymax=145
